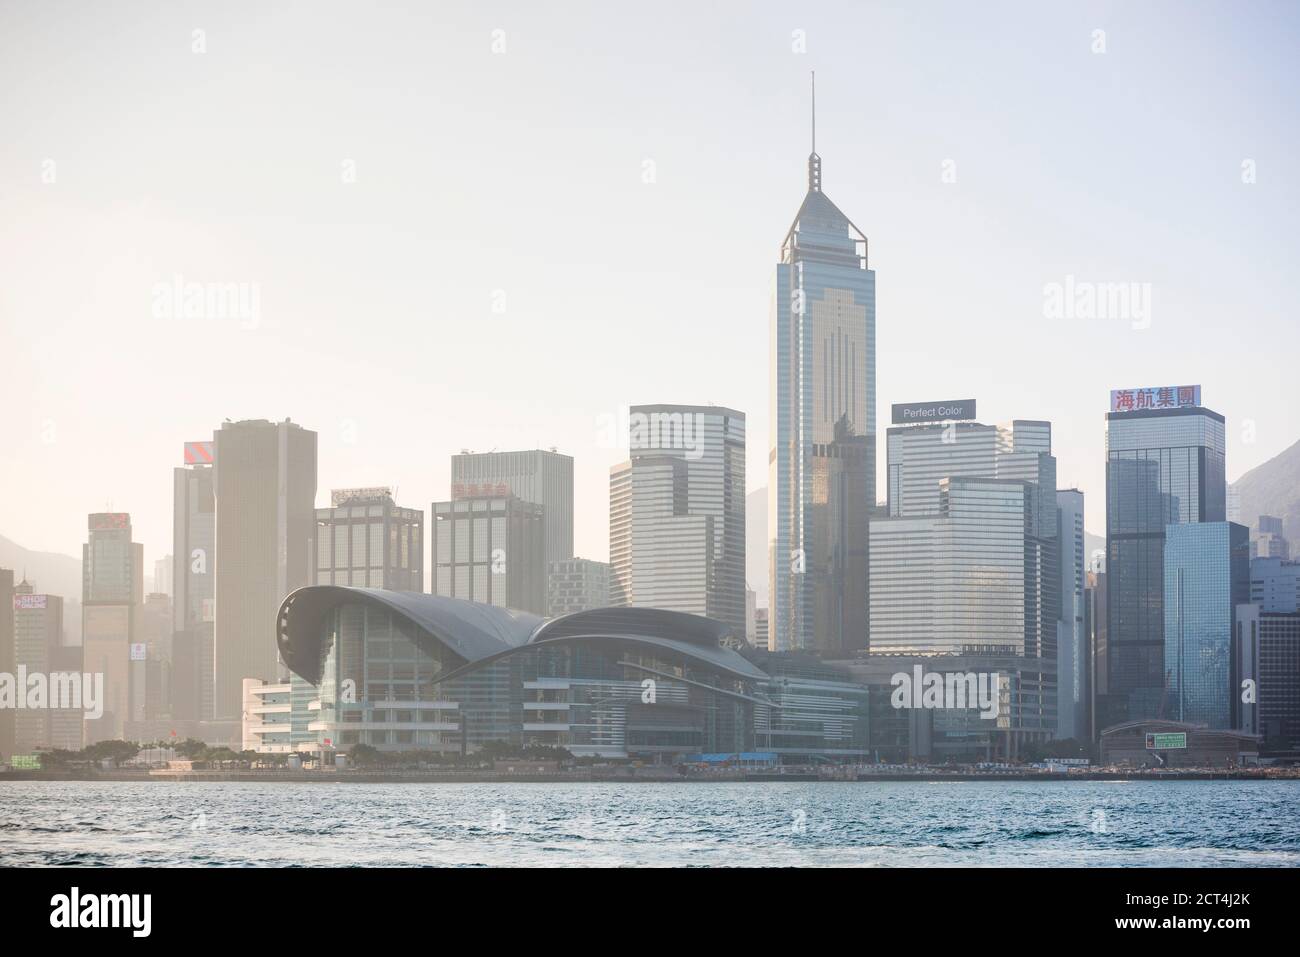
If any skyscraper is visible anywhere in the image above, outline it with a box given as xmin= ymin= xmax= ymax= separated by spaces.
xmin=608 ymin=461 xmax=632 ymax=606
xmin=1057 ymin=489 xmax=1087 ymax=740
xmin=769 ymin=79 xmax=875 ymax=654
xmin=213 ymin=419 xmax=317 ymax=720
xmin=315 ymin=487 xmax=424 ymax=591
xmin=1163 ymin=522 xmax=1249 ymax=729
xmin=173 ymin=440 xmax=215 ymax=722
xmin=870 ymin=406 xmax=1060 ymax=747
xmin=1235 ymin=603 xmax=1300 ymax=754
xmin=450 ymin=449 xmax=574 ymax=565
xmin=870 ymin=478 xmax=1045 ymax=657
xmin=631 ymin=455 xmax=712 ymax=619
xmin=868 ymin=477 xmax=1057 ymax=752
xmin=0 ymin=568 xmax=15 ymax=758
xmin=1249 ymin=556 xmax=1300 ymax=612
xmin=1103 ymin=386 xmax=1225 ymax=729
xmin=548 ymin=558 xmax=610 ymax=617
xmin=12 ymin=579 xmax=81 ymax=752
xmin=1253 ymin=515 xmax=1290 ymax=560
xmin=153 ymin=555 xmax=173 ymax=597
xmin=81 ymin=512 xmax=143 ymax=742
xmin=430 ymin=488 xmax=546 ymax=614
xmin=624 ymin=404 xmax=746 ymax=633
xmin=877 ymin=411 xmax=1059 ymax=654
xmin=1088 ymin=564 xmax=1107 ymax=742
xmin=136 ymin=591 xmax=173 ymax=724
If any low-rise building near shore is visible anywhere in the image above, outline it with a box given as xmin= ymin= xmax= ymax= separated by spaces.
xmin=1099 ymin=719 xmax=1259 ymax=768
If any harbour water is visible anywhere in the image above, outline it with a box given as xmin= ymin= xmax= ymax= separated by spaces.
xmin=1 ymin=780 xmax=1297 ymax=867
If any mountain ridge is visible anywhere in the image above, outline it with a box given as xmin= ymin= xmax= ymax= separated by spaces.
xmin=1232 ymin=437 xmax=1300 ymax=544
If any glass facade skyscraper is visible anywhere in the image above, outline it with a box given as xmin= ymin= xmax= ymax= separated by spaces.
xmin=548 ymin=558 xmax=610 ymax=617
xmin=0 ymin=569 xmax=13 ymax=759
xmin=608 ymin=461 xmax=632 ymax=607
xmin=1163 ymin=522 xmax=1248 ymax=729
xmin=450 ymin=449 xmax=574 ymax=565
xmin=11 ymin=580 xmax=77 ymax=752
xmin=213 ymin=418 xmax=318 ymax=720
xmin=624 ymin=404 xmax=746 ymax=634
xmin=871 ymin=478 xmax=1042 ymax=657
xmin=1057 ymin=489 xmax=1087 ymax=740
xmin=315 ymin=487 xmax=424 ymax=592
xmin=172 ymin=445 xmax=215 ymax=722
xmin=430 ymin=490 xmax=546 ymax=614
xmin=769 ymin=138 xmax=874 ymax=654
xmin=1235 ymin=604 xmax=1300 ymax=754
xmin=1103 ymin=403 xmax=1226 ymax=728
xmin=81 ymin=512 xmax=143 ymax=743
xmin=871 ymin=416 xmax=1059 ymax=745
xmin=1250 ymin=556 xmax=1300 ymax=612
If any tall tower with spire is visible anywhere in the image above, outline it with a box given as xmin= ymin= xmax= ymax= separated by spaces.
xmin=769 ymin=74 xmax=875 ymax=654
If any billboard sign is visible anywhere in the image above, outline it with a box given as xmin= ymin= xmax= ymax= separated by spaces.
xmin=331 ymin=487 xmax=392 ymax=507
xmin=1110 ymin=386 xmax=1200 ymax=414
xmin=891 ymin=399 xmax=977 ymax=425
xmin=451 ymin=482 xmax=510 ymax=500
xmin=88 ymin=513 xmax=129 ymax=531
xmin=184 ymin=440 xmax=215 ymax=465
xmin=1145 ymin=732 xmax=1187 ymax=750
xmin=13 ymin=594 xmax=47 ymax=610
xmin=130 ymin=643 xmax=148 ymax=662
xmin=10 ymin=755 xmax=41 ymax=770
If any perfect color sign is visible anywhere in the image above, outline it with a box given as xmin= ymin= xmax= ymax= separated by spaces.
xmin=891 ymin=399 xmax=977 ymax=425
xmin=1110 ymin=386 xmax=1200 ymax=413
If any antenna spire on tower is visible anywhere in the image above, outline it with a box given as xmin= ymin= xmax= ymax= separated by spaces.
xmin=807 ymin=71 xmax=822 ymax=192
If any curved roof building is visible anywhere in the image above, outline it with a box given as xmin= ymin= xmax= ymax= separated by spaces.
xmin=277 ymin=586 xmax=545 ymax=685
xmin=272 ymin=586 xmax=802 ymax=760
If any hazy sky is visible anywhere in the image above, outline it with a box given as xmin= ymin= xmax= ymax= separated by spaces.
xmin=2 ymin=1 xmax=1297 ymax=587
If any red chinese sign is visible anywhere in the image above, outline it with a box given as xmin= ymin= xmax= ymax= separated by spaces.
xmin=1109 ymin=385 xmax=1200 ymax=413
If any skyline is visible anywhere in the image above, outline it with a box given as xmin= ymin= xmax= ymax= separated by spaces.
xmin=3 ymin=1 xmax=1299 ymax=579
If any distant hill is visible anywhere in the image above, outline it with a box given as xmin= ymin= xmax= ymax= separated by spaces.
xmin=0 ymin=534 xmax=81 ymax=600
xmin=0 ymin=534 xmax=82 ymax=641
xmin=1232 ymin=437 xmax=1300 ymax=543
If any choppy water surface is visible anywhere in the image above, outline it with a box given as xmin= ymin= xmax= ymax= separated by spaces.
xmin=1 ymin=780 xmax=1297 ymax=866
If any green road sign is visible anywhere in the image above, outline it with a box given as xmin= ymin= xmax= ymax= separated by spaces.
xmin=1145 ymin=732 xmax=1187 ymax=750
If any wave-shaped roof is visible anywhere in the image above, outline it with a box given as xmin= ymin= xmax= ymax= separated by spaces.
xmin=276 ymin=586 xmax=764 ymax=684
xmin=533 ymin=606 xmax=728 ymax=647
xmin=277 ymin=586 xmax=544 ymax=684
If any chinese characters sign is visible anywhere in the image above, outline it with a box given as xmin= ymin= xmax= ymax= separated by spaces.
xmin=450 ymin=482 xmax=510 ymax=500
xmin=330 ymin=487 xmax=392 ymax=506
xmin=88 ymin=513 xmax=129 ymax=530
xmin=1109 ymin=385 xmax=1200 ymax=414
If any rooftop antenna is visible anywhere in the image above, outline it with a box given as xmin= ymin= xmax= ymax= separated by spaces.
xmin=808 ymin=71 xmax=821 ymax=192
